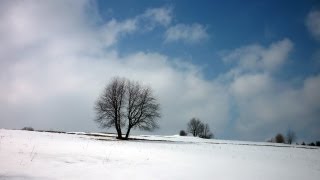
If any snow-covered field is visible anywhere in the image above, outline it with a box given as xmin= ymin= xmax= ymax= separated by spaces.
xmin=0 ymin=129 xmax=319 ymax=180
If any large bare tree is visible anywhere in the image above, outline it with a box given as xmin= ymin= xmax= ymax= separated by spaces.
xmin=95 ymin=77 xmax=126 ymax=139
xmin=125 ymin=80 xmax=160 ymax=139
xmin=95 ymin=77 xmax=160 ymax=140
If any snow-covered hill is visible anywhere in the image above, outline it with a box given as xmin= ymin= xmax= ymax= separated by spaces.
xmin=0 ymin=129 xmax=319 ymax=180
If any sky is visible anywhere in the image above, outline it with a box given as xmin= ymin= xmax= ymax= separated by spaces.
xmin=0 ymin=0 xmax=320 ymax=142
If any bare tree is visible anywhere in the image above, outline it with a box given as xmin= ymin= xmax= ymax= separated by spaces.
xmin=187 ymin=118 xmax=203 ymax=137
xmin=286 ymin=129 xmax=296 ymax=144
xmin=95 ymin=77 xmax=126 ymax=139
xmin=125 ymin=80 xmax=160 ymax=139
xmin=95 ymin=77 xmax=160 ymax=140
xmin=275 ymin=133 xmax=285 ymax=143
xmin=199 ymin=123 xmax=214 ymax=139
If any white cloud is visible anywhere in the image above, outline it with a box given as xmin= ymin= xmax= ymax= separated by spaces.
xmin=222 ymin=39 xmax=320 ymax=141
xmin=0 ymin=0 xmax=228 ymax=136
xmin=165 ymin=23 xmax=209 ymax=44
xmin=306 ymin=10 xmax=320 ymax=41
xmin=222 ymin=38 xmax=293 ymax=72
xmin=304 ymin=75 xmax=320 ymax=108
xmin=230 ymin=73 xmax=272 ymax=99
xmin=231 ymin=74 xmax=320 ymax=140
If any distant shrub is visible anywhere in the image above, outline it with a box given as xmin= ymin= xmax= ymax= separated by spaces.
xmin=199 ymin=132 xmax=213 ymax=139
xmin=316 ymin=141 xmax=320 ymax=147
xmin=309 ymin=142 xmax=315 ymax=146
xmin=179 ymin=130 xmax=187 ymax=136
xmin=275 ymin=133 xmax=285 ymax=143
xmin=22 ymin=127 xmax=34 ymax=131
xmin=301 ymin=142 xmax=306 ymax=145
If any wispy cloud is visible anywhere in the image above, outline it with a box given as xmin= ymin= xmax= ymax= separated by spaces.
xmin=99 ymin=6 xmax=173 ymax=47
xmin=141 ymin=7 xmax=173 ymax=27
xmin=164 ymin=23 xmax=209 ymax=44
xmin=101 ymin=19 xmax=137 ymax=47
xmin=306 ymin=10 xmax=320 ymax=41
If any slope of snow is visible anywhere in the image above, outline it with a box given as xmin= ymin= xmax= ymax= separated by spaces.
xmin=0 ymin=129 xmax=319 ymax=180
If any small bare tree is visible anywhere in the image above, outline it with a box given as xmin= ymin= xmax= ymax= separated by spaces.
xmin=95 ymin=77 xmax=126 ymax=139
xmin=187 ymin=118 xmax=203 ymax=137
xmin=125 ymin=80 xmax=160 ymax=139
xmin=199 ymin=123 xmax=214 ymax=139
xmin=286 ymin=129 xmax=296 ymax=144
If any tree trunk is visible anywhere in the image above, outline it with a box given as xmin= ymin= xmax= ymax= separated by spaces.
xmin=116 ymin=126 xmax=123 ymax=139
xmin=114 ymin=114 xmax=122 ymax=139
xmin=125 ymin=126 xmax=132 ymax=139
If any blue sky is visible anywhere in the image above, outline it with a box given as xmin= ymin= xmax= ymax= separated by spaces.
xmin=99 ymin=0 xmax=319 ymax=75
xmin=0 ymin=0 xmax=319 ymax=142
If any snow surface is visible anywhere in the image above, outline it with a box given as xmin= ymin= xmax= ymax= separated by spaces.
xmin=0 ymin=129 xmax=319 ymax=180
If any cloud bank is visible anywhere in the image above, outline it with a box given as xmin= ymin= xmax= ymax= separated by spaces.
xmin=0 ymin=0 xmax=228 ymax=136
xmin=0 ymin=0 xmax=319 ymax=141
xmin=222 ymin=38 xmax=320 ymax=140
